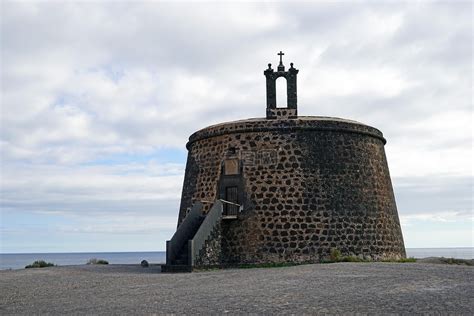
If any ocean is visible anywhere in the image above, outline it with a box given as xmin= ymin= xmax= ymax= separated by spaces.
xmin=0 ymin=251 xmax=166 ymax=270
xmin=0 ymin=248 xmax=472 ymax=270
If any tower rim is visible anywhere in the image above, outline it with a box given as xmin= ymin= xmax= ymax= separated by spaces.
xmin=186 ymin=116 xmax=386 ymax=149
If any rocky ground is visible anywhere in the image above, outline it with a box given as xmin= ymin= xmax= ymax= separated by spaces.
xmin=0 ymin=262 xmax=473 ymax=314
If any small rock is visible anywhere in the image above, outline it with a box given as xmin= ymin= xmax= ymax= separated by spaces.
xmin=140 ymin=260 xmax=149 ymax=268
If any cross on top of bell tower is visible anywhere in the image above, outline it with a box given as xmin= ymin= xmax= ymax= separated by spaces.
xmin=277 ymin=51 xmax=285 ymax=71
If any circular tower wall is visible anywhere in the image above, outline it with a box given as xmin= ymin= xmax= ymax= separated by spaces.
xmin=178 ymin=116 xmax=406 ymax=264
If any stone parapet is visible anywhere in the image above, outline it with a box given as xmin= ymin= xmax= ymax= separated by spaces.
xmin=187 ymin=116 xmax=386 ymax=150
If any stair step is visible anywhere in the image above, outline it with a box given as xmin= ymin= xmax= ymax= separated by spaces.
xmin=161 ymin=264 xmax=192 ymax=273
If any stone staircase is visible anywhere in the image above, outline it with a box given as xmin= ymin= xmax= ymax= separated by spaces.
xmin=161 ymin=201 xmax=223 ymax=273
xmin=161 ymin=215 xmax=204 ymax=273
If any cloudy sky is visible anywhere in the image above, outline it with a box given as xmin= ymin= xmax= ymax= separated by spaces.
xmin=1 ymin=0 xmax=472 ymax=253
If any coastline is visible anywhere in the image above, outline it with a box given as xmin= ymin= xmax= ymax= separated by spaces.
xmin=1 ymin=262 xmax=472 ymax=314
xmin=1 ymin=256 xmax=472 ymax=271
xmin=1 ymin=247 xmax=472 ymax=270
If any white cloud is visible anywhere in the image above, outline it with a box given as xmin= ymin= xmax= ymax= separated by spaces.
xmin=1 ymin=1 xmax=472 ymax=250
xmin=57 ymin=214 xmax=178 ymax=235
xmin=1 ymin=162 xmax=184 ymax=206
xmin=400 ymin=211 xmax=473 ymax=227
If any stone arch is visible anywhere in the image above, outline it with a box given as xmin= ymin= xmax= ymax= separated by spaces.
xmin=264 ymin=59 xmax=299 ymax=119
xmin=276 ymin=76 xmax=288 ymax=108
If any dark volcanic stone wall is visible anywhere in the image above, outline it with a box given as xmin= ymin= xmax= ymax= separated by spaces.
xmin=194 ymin=221 xmax=222 ymax=267
xmin=178 ymin=117 xmax=406 ymax=264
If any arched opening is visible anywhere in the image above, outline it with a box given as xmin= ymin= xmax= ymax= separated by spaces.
xmin=276 ymin=77 xmax=287 ymax=108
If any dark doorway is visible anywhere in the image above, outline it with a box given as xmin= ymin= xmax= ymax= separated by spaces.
xmin=217 ymin=155 xmax=244 ymax=219
xmin=225 ymin=186 xmax=239 ymax=216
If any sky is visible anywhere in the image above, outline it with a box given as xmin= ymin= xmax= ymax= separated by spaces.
xmin=1 ymin=0 xmax=472 ymax=253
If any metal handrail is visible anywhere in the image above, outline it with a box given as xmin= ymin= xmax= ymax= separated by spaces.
xmin=201 ymin=199 xmax=243 ymax=212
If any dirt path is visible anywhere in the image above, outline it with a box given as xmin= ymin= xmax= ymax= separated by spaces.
xmin=1 ymin=262 xmax=473 ymax=314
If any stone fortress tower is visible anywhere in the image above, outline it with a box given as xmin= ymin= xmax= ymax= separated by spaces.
xmin=163 ymin=52 xmax=406 ymax=272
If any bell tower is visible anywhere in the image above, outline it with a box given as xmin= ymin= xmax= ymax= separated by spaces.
xmin=264 ymin=51 xmax=299 ymax=119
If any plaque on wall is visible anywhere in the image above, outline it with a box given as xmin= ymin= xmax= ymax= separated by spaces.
xmin=224 ymin=159 xmax=239 ymax=175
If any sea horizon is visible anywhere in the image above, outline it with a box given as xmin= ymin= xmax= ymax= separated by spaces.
xmin=1 ymin=247 xmax=472 ymax=270
xmin=1 ymin=250 xmax=165 ymax=255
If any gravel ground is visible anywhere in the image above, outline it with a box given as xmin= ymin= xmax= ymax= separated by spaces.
xmin=0 ymin=262 xmax=473 ymax=315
